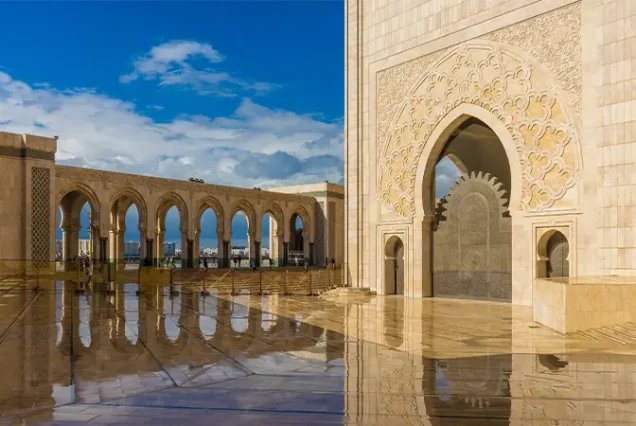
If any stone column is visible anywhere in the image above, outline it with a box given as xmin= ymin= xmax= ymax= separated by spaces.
xmin=309 ymin=242 xmax=314 ymax=266
xmin=254 ymin=241 xmax=261 ymax=267
xmin=193 ymin=232 xmax=200 ymax=268
xmin=138 ymin=227 xmax=147 ymax=265
xmin=108 ymin=226 xmax=117 ymax=263
xmin=145 ymin=239 xmax=154 ymax=266
xmin=116 ymin=228 xmax=125 ymax=269
xmin=187 ymin=239 xmax=194 ymax=268
xmin=223 ymin=241 xmax=230 ymax=268
xmin=283 ymin=242 xmax=289 ymax=267
xmin=156 ymin=232 xmax=165 ymax=262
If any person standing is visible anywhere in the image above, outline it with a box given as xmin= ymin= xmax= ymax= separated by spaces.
xmin=331 ymin=258 xmax=336 ymax=270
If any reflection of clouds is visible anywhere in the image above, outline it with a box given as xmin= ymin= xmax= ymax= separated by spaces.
xmin=199 ymin=297 xmax=218 ymax=339
xmin=55 ymin=282 xmax=63 ymax=346
xmin=232 ymin=296 xmax=249 ymax=333
xmin=79 ymin=297 xmax=91 ymax=348
xmin=261 ymin=297 xmax=274 ymax=331
xmin=435 ymin=364 xmax=452 ymax=402
xmin=163 ymin=292 xmax=181 ymax=343
xmin=125 ymin=292 xmax=138 ymax=345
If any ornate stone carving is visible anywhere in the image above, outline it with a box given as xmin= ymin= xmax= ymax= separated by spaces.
xmin=379 ymin=41 xmax=580 ymax=218
xmin=376 ymin=4 xmax=582 ymax=219
xmin=433 ymin=172 xmax=512 ymax=302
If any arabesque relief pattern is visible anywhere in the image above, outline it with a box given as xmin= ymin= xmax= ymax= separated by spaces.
xmin=379 ymin=41 xmax=580 ymax=218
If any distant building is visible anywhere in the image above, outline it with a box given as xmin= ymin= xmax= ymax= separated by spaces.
xmin=200 ymin=247 xmax=218 ymax=257
xmin=164 ymin=242 xmax=176 ymax=256
xmin=78 ymin=239 xmax=90 ymax=256
xmin=124 ymin=241 xmax=140 ymax=257
xmin=260 ymin=247 xmax=270 ymax=258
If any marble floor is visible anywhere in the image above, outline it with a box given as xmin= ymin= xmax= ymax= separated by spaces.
xmin=1 ymin=280 xmax=636 ymax=425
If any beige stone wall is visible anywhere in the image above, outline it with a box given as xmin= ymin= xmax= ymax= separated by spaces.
xmin=345 ymin=0 xmax=613 ymax=303
xmin=0 ymin=132 xmax=57 ymax=262
xmin=586 ymin=0 xmax=636 ymax=275
xmin=269 ymin=182 xmax=345 ymax=265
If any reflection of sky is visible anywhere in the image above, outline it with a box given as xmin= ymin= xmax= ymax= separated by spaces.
xmin=55 ymin=281 xmax=63 ymax=346
xmin=79 ymin=296 xmax=91 ymax=348
xmin=435 ymin=364 xmax=452 ymax=402
xmin=261 ymin=298 xmax=274 ymax=331
xmin=125 ymin=292 xmax=139 ymax=345
xmin=198 ymin=297 xmax=218 ymax=339
xmin=232 ymin=296 xmax=248 ymax=333
xmin=164 ymin=292 xmax=181 ymax=342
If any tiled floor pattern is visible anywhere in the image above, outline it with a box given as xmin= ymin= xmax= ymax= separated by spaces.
xmin=1 ymin=281 xmax=636 ymax=424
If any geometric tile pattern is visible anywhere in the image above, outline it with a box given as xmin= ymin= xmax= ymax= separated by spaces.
xmin=31 ymin=167 xmax=51 ymax=263
xmin=314 ymin=202 xmax=325 ymax=264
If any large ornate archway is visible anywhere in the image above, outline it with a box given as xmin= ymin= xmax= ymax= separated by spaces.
xmin=374 ymin=41 xmax=583 ymax=303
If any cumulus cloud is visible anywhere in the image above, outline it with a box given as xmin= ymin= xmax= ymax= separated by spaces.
xmin=435 ymin=156 xmax=461 ymax=198
xmin=120 ymin=40 xmax=278 ymax=96
xmin=0 ymin=71 xmax=343 ymax=188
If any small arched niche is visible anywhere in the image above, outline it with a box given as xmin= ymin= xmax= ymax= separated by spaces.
xmin=537 ymin=230 xmax=570 ymax=279
xmin=384 ymin=236 xmax=405 ymax=295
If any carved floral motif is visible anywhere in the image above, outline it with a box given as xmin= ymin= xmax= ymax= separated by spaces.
xmin=376 ymin=4 xmax=582 ymax=219
xmin=379 ymin=41 xmax=580 ymax=219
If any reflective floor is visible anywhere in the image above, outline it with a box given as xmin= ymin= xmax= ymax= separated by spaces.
xmin=2 ymin=280 xmax=636 ymax=425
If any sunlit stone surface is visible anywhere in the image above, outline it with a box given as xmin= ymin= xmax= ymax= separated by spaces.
xmin=1 ymin=282 xmax=636 ymax=425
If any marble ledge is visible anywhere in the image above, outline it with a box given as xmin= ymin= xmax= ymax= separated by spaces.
xmin=534 ymin=277 xmax=636 ymax=334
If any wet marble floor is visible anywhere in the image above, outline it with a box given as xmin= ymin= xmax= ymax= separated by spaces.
xmin=2 ymin=280 xmax=636 ymax=424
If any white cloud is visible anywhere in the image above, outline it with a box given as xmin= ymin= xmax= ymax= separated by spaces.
xmin=0 ymin=71 xmax=343 ymax=187
xmin=120 ymin=40 xmax=278 ymax=96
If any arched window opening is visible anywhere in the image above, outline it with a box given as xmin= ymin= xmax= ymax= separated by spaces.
xmin=230 ymin=211 xmax=250 ymax=268
xmin=289 ymin=214 xmax=304 ymax=266
xmin=199 ymin=208 xmax=219 ymax=268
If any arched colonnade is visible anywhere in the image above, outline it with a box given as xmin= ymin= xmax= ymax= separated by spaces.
xmin=55 ymin=166 xmax=316 ymax=268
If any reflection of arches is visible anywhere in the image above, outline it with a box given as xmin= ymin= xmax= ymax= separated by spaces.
xmin=384 ymin=298 xmax=404 ymax=348
xmin=198 ymin=295 xmax=218 ymax=339
xmin=537 ymin=230 xmax=570 ymax=278
xmin=384 ymin=236 xmax=405 ymax=295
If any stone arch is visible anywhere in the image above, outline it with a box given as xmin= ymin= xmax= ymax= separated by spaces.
xmin=195 ymin=196 xmax=225 ymax=233
xmin=109 ymin=187 xmax=148 ymax=229
xmin=381 ymin=40 xmax=582 ymax=220
xmin=262 ymin=201 xmax=284 ymax=226
xmin=230 ymin=199 xmax=257 ymax=232
xmin=537 ymin=229 xmax=570 ymax=278
xmin=415 ymin=104 xmax=522 ymax=219
xmin=155 ymin=191 xmax=188 ymax=232
xmin=57 ymin=182 xmax=101 ymax=220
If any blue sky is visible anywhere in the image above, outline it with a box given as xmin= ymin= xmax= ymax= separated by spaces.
xmin=0 ymin=2 xmax=344 ymax=248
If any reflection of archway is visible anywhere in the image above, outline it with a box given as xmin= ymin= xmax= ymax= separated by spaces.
xmin=384 ymin=236 xmax=404 ymax=295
